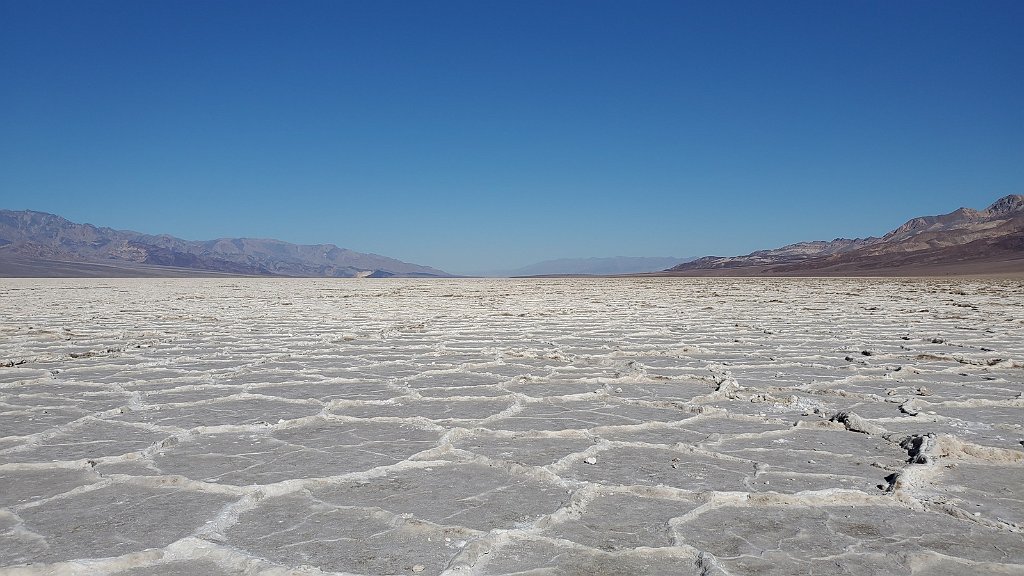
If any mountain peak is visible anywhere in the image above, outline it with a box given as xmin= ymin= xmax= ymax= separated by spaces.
xmin=985 ymin=194 xmax=1024 ymax=216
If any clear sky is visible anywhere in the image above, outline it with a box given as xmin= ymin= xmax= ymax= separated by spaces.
xmin=2 ymin=1 xmax=1022 ymax=274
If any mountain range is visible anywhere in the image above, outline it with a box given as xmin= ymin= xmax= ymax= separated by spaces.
xmin=3 ymin=196 xmax=1022 ymax=278
xmin=0 ymin=210 xmax=450 ymax=278
xmin=490 ymin=256 xmax=694 ymax=277
xmin=664 ymin=194 xmax=1024 ymax=276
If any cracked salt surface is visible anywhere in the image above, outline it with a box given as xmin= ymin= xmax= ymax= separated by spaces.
xmin=0 ymin=278 xmax=1022 ymax=575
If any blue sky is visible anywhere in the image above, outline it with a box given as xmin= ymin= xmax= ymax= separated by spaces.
xmin=2 ymin=1 xmax=1021 ymax=274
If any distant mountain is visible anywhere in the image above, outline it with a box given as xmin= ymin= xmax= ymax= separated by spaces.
xmin=500 ymin=256 xmax=694 ymax=277
xmin=666 ymin=195 xmax=1024 ymax=276
xmin=0 ymin=210 xmax=451 ymax=278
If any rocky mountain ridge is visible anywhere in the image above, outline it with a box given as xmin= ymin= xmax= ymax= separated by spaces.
xmin=668 ymin=195 xmax=1024 ymax=276
xmin=0 ymin=210 xmax=450 ymax=278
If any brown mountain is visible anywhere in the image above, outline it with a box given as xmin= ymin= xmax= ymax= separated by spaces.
xmin=665 ymin=195 xmax=1024 ymax=276
xmin=0 ymin=210 xmax=451 ymax=278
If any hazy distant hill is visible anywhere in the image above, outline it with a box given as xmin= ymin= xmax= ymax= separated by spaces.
xmin=0 ymin=210 xmax=450 ymax=278
xmin=501 ymin=256 xmax=693 ymax=277
xmin=666 ymin=195 xmax=1024 ymax=276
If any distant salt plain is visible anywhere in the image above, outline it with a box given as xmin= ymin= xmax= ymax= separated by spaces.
xmin=0 ymin=278 xmax=1022 ymax=576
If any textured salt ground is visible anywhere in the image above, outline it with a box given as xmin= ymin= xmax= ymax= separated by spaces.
xmin=0 ymin=278 xmax=1022 ymax=576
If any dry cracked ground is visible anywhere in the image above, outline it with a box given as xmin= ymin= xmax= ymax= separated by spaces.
xmin=0 ymin=278 xmax=1022 ymax=576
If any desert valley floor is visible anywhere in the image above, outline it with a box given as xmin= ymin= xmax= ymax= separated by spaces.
xmin=0 ymin=278 xmax=1022 ymax=576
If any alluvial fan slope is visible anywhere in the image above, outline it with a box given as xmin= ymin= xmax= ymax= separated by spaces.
xmin=0 ymin=278 xmax=1022 ymax=576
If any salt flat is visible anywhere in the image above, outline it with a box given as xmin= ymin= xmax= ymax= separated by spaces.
xmin=0 ymin=278 xmax=1022 ymax=576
